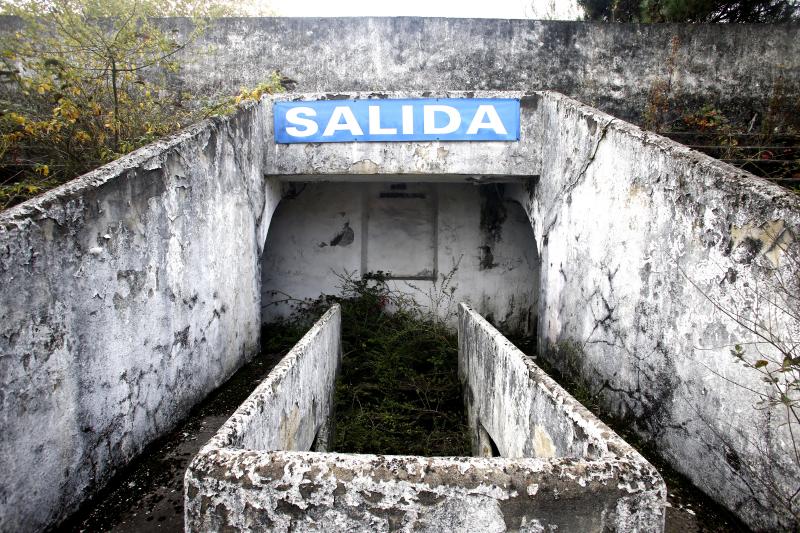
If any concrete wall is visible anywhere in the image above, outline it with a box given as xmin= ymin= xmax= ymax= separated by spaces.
xmin=186 ymin=451 xmax=664 ymax=532
xmin=156 ymin=17 xmax=800 ymax=126
xmin=509 ymin=92 xmax=800 ymax=531
xmin=185 ymin=302 xmax=665 ymax=532
xmin=1 ymin=17 xmax=796 ymax=126
xmin=4 ymin=88 xmax=800 ymax=531
xmin=0 ymin=102 xmax=281 ymax=531
xmin=261 ymin=182 xmax=538 ymax=332
xmin=460 ymin=303 xmax=603 ymax=460
xmin=215 ymin=305 xmax=341 ymax=452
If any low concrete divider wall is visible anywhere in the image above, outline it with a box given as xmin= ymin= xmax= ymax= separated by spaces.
xmin=186 ymin=302 xmax=665 ymax=532
xmin=460 ymin=302 xmax=606 ymax=459
xmin=203 ymin=304 xmax=341 ymax=454
xmin=458 ymin=303 xmax=666 ymax=530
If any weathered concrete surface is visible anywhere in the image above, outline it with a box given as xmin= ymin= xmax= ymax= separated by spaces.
xmin=142 ymin=17 xmax=800 ymax=126
xmin=223 ymin=305 xmax=341 ymax=453
xmin=0 ymin=101 xmax=282 ymax=531
xmin=4 ymin=89 xmax=800 ymax=531
xmin=261 ymin=182 xmax=538 ymax=333
xmin=186 ymin=302 xmax=664 ymax=532
xmin=460 ymin=303 xmax=606 ymax=460
xmin=508 ymin=92 xmax=800 ymax=531
xmin=186 ymin=450 xmax=664 ymax=533
xmin=1 ymin=17 xmax=796 ymax=126
xmin=266 ymin=91 xmax=542 ymax=177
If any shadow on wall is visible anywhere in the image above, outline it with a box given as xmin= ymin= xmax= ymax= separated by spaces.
xmin=260 ymin=181 xmax=539 ymax=334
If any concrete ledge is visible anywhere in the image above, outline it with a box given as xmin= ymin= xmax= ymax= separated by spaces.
xmin=199 ymin=304 xmax=341 ymax=453
xmin=186 ymin=450 xmax=663 ymax=532
xmin=185 ymin=302 xmax=665 ymax=532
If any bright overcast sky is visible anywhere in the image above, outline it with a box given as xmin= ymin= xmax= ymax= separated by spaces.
xmin=266 ymin=0 xmax=583 ymax=20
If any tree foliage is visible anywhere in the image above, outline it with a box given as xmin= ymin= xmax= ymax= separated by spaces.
xmin=578 ymin=0 xmax=800 ymax=22
xmin=0 ymin=0 xmax=281 ymax=209
xmin=579 ymin=0 xmax=643 ymax=21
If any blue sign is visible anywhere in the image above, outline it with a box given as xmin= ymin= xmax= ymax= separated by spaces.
xmin=274 ymin=98 xmax=520 ymax=144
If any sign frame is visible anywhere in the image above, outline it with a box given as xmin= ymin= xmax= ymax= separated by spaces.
xmin=273 ymin=98 xmax=520 ymax=144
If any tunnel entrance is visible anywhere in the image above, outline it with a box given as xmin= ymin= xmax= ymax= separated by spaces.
xmin=259 ymin=178 xmax=540 ymax=456
xmin=260 ymin=180 xmax=539 ymax=335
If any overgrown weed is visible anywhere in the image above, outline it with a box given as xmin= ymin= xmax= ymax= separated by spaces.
xmin=263 ymin=271 xmax=471 ymax=456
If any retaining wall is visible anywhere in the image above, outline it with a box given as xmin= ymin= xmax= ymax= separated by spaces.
xmin=509 ymin=91 xmax=800 ymax=531
xmin=152 ymin=17 xmax=800 ymax=127
xmin=1 ymin=17 xmax=796 ymax=126
xmin=0 ymin=102 xmax=281 ymax=531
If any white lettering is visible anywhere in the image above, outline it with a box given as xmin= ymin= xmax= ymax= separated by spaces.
xmin=423 ymin=105 xmax=461 ymax=135
xmin=466 ymin=105 xmax=508 ymax=135
xmin=323 ymin=106 xmax=364 ymax=137
xmin=285 ymin=107 xmax=318 ymax=137
xmin=368 ymin=106 xmax=397 ymax=135
xmin=401 ymin=105 xmax=414 ymax=135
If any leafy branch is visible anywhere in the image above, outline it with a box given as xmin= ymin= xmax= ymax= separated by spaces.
xmin=0 ymin=0 xmax=283 ymax=210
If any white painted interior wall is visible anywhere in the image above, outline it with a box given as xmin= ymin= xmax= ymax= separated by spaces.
xmin=261 ymin=181 xmax=538 ymax=333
